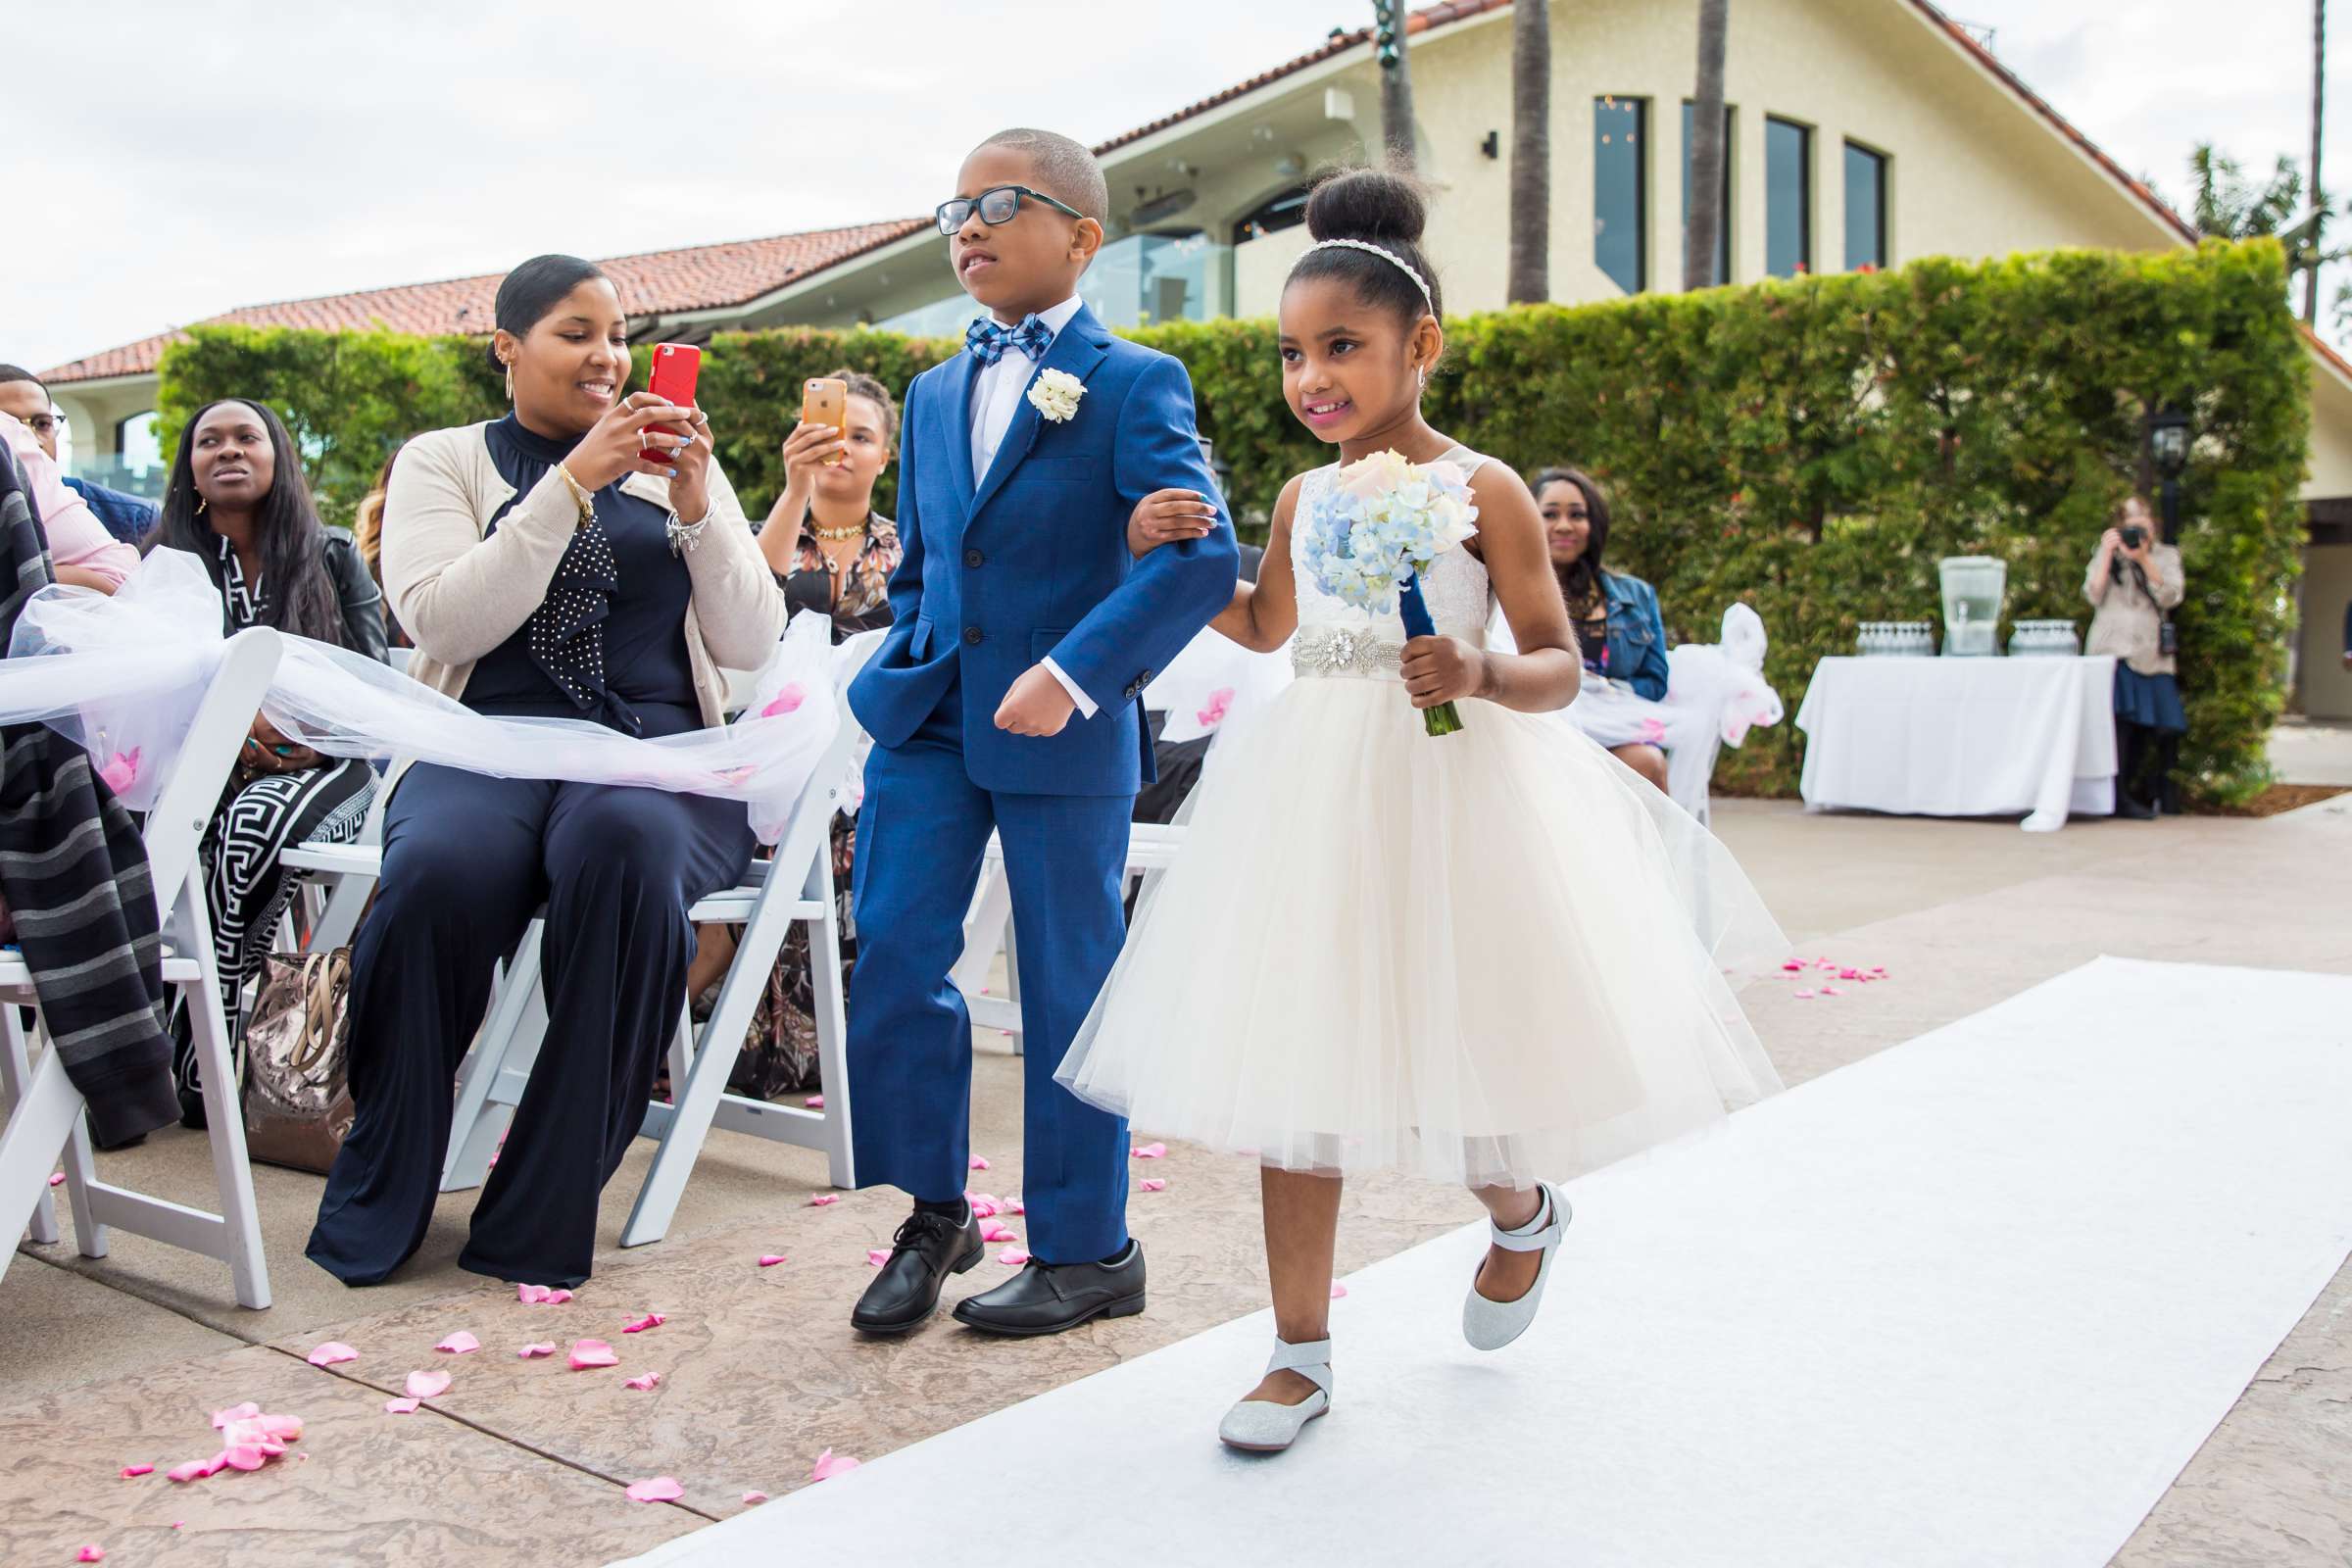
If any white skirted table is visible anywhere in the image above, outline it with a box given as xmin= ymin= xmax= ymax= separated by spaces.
xmin=1795 ymin=655 xmax=2119 ymax=831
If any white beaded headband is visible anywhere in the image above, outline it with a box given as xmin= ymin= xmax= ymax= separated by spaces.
xmin=1301 ymin=238 xmax=1434 ymax=309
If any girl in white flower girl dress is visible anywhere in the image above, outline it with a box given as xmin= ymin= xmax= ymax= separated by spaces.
xmin=1056 ymin=169 xmax=1786 ymax=1453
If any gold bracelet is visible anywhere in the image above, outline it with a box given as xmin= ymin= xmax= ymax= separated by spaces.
xmin=553 ymin=464 xmax=596 ymax=530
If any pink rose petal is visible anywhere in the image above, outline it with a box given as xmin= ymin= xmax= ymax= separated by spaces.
xmin=625 ymin=1476 xmax=684 ymax=1503
xmin=435 ymin=1331 xmax=481 ymax=1354
xmin=517 ymin=1343 xmax=557 ymax=1359
xmin=1138 ymin=1178 xmax=1167 ymax=1193
xmin=1820 ymin=986 xmax=1842 ymax=996
xmin=567 ymin=1339 xmax=618 ymax=1370
xmin=998 ymin=1248 xmax=1030 ymax=1266
xmin=517 ymin=1283 xmax=575 ymax=1304
xmin=979 ymin=1220 xmax=1018 ymax=1243
xmin=623 ymin=1372 xmax=663 ymax=1391
xmin=381 ymin=1398 xmax=420 ymax=1415
xmin=166 ymin=1457 xmax=218 ymax=1483
xmin=404 ymin=1369 xmax=452 ymax=1399
xmin=621 ymin=1312 xmax=666 ymax=1335
xmin=1006 ymin=1197 xmax=1025 ymax=1215
xmin=305 ymin=1342 xmax=359 ymax=1367
xmin=866 ymin=1250 xmax=891 ymax=1267
xmin=809 ymin=1448 xmax=861 ymax=1483
xmin=760 ymin=683 xmax=808 ymax=717
xmin=209 ymin=1402 xmax=260 ymax=1430
xmin=758 ymin=1254 xmax=786 ymax=1267
xmin=965 ymin=1191 xmax=1001 ymax=1219
xmin=1331 ymin=1282 xmax=1349 ymax=1298
xmin=48 ymin=1170 xmax=65 ymax=1186
xmin=98 ymin=746 xmax=140 ymax=794
xmin=120 ymin=1464 xmax=153 ymax=1479
xmin=742 ymin=1490 xmax=769 ymax=1505
xmin=969 ymin=1154 xmax=991 ymax=1170
xmin=77 ymin=1547 xmax=105 ymax=1563
xmin=1131 ymin=1143 xmax=1166 ymax=1159
xmin=1781 ymin=959 xmax=1804 ymax=971
xmin=1793 ymin=989 xmax=1815 ymax=1000
xmin=804 ymin=1095 xmax=824 ymax=1109
xmin=808 ymin=1194 xmax=842 ymax=1207
xmin=221 ymin=1444 xmax=269 ymax=1472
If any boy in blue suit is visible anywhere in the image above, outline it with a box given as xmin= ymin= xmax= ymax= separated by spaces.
xmin=845 ymin=129 xmax=1238 ymax=1337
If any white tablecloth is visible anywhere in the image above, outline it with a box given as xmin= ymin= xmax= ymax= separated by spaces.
xmin=1795 ymin=656 xmax=2118 ymax=831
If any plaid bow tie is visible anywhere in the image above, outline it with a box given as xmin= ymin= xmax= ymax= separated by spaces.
xmin=966 ymin=314 xmax=1053 ymax=366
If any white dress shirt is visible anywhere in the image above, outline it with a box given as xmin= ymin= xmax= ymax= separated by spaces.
xmin=967 ymin=294 xmax=1098 ymax=717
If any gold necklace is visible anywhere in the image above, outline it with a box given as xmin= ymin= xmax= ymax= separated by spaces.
xmin=811 ymin=515 xmax=867 ymax=542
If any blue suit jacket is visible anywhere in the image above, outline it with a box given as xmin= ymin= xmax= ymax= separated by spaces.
xmin=848 ymin=305 xmax=1239 ymax=796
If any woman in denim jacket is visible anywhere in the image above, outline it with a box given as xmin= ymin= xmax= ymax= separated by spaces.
xmin=1531 ymin=467 xmax=1672 ymax=790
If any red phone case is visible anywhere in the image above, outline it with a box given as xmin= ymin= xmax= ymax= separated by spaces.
xmin=640 ymin=343 xmax=703 ymax=458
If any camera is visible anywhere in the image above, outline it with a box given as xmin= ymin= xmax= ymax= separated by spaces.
xmin=2120 ymin=525 xmax=2146 ymax=550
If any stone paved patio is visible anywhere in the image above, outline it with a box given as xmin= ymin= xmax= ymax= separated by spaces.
xmin=7 ymin=794 xmax=2348 ymax=1566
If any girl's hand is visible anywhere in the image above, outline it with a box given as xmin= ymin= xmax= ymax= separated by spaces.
xmin=1400 ymin=635 xmax=1488 ymax=710
xmin=780 ymin=420 xmax=847 ymax=494
xmin=563 ymin=390 xmax=698 ymax=492
xmin=1126 ymin=488 xmax=1218 ymax=558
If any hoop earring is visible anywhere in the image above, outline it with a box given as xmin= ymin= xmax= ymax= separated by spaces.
xmin=503 ymin=361 xmax=515 ymax=401
xmin=1416 ymin=365 xmax=1427 ymax=393
xmin=195 ymin=494 xmax=207 ymax=516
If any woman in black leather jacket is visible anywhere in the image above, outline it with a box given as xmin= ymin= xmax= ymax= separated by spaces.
xmin=147 ymin=397 xmax=387 ymax=1125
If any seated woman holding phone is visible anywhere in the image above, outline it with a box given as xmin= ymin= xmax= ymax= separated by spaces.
xmin=307 ymin=254 xmax=786 ymax=1289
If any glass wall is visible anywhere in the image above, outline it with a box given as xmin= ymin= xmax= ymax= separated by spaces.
xmin=1765 ymin=117 xmax=1813 ymax=277
xmin=1681 ymin=102 xmax=1734 ymax=286
xmin=877 ymin=231 xmax=1234 ymax=337
xmin=1844 ymin=141 xmax=1888 ymax=270
xmin=1593 ymin=96 xmax=1647 ymax=295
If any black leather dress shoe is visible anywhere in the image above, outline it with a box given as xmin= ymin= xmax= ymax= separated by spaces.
xmin=852 ymin=1206 xmax=984 ymax=1335
xmin=953 ymin=1239 xmax=1147 ymax=1337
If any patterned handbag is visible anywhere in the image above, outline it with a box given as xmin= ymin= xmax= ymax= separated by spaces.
xmin=239 ymin=948 xmax=357 ymax=1174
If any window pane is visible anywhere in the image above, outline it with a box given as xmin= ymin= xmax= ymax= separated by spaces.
xmin=1593 ymin=96 xmax=1646 ymax=295
xmin=1844 ymin=142 xmax=1886 ymax=270
xmin=1766 ymin=117 xmax=1811 ymax=277
xmin=1681 ymin=102 xmax=1733 ymax=286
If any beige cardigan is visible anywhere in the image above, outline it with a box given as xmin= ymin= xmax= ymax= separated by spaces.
xmin=2082 ymin=542 xmax=2183 ymax=677
xmin=381 ymin=422 xmax=786 ymax=773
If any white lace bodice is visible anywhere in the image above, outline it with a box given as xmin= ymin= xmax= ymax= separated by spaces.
xmin=1289 ymin=448 xmax=1494 ymax=678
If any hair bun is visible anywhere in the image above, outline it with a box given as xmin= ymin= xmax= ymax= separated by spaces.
xmin=1303 ymin=167 xmax=1428 ymax=246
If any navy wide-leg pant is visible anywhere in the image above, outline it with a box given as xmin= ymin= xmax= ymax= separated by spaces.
xmin=306 ymin=755 xmax=754 ymax=1288
xmin=847 ymin=680 xmax=1135 ymax=1265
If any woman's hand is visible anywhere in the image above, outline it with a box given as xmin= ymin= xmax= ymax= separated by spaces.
xmin=1400 ymin=635 xmax=1489 ymax=710
xmin=244 ymin=713 xmax=322 ymax=774
xmin=780 ymin=419 xmax=846 ymax=496
xmin=1126 ymin=488 xmax=1218 ymax=558
xmin=562 ymin=390 xmax=699 ymax=493
xmin=2121 ymin=530 xmax=2154 ymax=569
xmin=666 ymin=405 xmax=715 ymax=525
xmin=2096 ymin=527 xmax=2123 ymax=563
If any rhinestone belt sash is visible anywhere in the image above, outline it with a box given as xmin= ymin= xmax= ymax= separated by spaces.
xmin=1293 ymin=625 xmax=1404 ymax=680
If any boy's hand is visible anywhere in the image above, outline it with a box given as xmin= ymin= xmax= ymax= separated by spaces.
xmin=994 ymin=664 xmax=1078 ymax=737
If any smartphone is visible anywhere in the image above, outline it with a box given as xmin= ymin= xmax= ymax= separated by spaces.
xmin=803 ymin=377 xmax=848 ymax=466
xmin=640 ymin=343 xmax=703 ymax=462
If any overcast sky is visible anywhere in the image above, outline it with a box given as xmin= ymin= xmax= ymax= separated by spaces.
xmin=6 ymin=0 xmax=2340 ymax=373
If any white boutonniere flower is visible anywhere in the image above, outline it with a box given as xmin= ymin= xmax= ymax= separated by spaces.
xmin=1027 ymin=368 xmax=1086 ymax=423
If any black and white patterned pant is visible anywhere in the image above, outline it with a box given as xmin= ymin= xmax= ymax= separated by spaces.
xmin=175 ymin=757 xmax=376 ymax=1096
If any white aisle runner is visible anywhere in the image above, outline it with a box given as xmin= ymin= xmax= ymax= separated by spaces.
xmin=618 ymin=958 xmax=2352 ymax=1568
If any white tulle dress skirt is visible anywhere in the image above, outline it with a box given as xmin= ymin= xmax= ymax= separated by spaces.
xmin=1056 ymin=670 xmax=1788 ymax=1192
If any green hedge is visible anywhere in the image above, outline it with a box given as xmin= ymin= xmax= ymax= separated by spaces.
xmin=157 ymin=238 xmax=2309 ymax=803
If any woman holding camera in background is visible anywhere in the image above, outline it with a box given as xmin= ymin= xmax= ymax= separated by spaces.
xmin=2085 ymin=494 xmax=2184 ymax=818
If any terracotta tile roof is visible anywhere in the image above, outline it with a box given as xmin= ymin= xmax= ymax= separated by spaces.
xmin=1093 ymin=0 xmax=1511 ymax=157
xmin=1901 ymin=0 xmax=2197 ymax=244
xmin=39 ymin=218 xmax=927 ymax=385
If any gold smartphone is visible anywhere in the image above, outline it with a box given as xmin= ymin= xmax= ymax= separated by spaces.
xmin=802 ymin=377 xmax=848 ymax=466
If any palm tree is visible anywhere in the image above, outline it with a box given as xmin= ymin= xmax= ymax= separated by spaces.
xmin=1685 ymin=0 xmax=1731 ymax=290
xmin=2308 ymin=0 xmax=2326 ymax=324
xmin=1372 ymin=0 xmax=1418 ymax=172
xmin=1507 ymin=0 xmax=1552 ymax=303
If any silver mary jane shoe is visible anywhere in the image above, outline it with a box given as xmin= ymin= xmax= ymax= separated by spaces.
xmin=1462 ymin=1182 xmax=1571 ymax=1351
xmin=1217 ymin=1337 xmax=1333 ymax=1453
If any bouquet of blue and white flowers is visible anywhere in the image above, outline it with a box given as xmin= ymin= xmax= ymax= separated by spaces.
xmin=1298 ymin=449 xmax=1481 ymax=735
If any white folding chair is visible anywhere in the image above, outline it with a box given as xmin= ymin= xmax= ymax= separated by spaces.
xmin=2 ymin=627 xmax=281 ymax=1308
xmin=438 ymin=668 xmax=870 ymax=1247
xmin=953 ymin=820 xmax=1187 ymax=1054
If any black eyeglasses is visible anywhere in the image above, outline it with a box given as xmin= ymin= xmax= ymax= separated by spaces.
xmin=934 ymin=184 xmax=1086 ymax=235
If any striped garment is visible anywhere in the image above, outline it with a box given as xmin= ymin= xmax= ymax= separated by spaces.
xmin=0 ymin=451 xmax=179 ymax=1146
